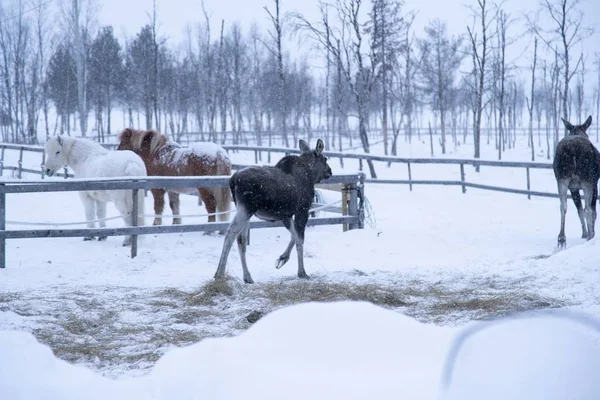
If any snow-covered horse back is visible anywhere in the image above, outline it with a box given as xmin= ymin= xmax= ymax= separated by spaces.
xmin=44 ymin=135 xmax=147 ymax=246
xmin=214 ymin=139 xmax=332 ymax=284
xmin=117 ymin=128 xmax=232 ymax=227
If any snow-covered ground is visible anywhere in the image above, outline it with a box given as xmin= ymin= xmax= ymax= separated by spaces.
xmin=1 ymin=135 xmax=600 ymax=397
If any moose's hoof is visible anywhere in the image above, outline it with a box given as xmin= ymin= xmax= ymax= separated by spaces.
xmin=83 ymin=236 xmax=96 ymax=241
xmin=275 ymin=256 xmax=289 ymax=270
xmin=244 ymin=276 xmax=255 ymax=284
xmin=297 ymin=272 xmax=310 ymax=280
xmin=587 ymin=232 xmax=595 ymax=241
xmin=97 ymin=236 xmax=108 ymax=241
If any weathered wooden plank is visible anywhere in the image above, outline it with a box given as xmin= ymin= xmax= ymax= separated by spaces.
xmin=1 ymin=216 xmax=359 ymax=240
xmin=0 ymin=174 xmax=362 ymax=194
xmin=366 ymin=179 xmax=463 ymax=186
xmin=463 ymin=182 xmax=558 ymax=198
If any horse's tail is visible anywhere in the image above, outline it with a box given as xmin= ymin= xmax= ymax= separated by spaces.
xmin=214 ymin=151 xmax=233 ymax=222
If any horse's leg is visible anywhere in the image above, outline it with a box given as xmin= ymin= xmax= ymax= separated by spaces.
xmin=583 ymin=182 xmax=597 ymax=240
xmin=79 ymin=192 xmax=96 ymax=241
xmin=557 ymin=179 xmax=569 ymax=249
xmin=168 ymin=191 xmax=181 ymax=224
xmin=151 ymin=189 xmax=165 ymax=226
xmin=275 ymin=217 xmax=296 ymax=269
xmin=215 ymin=206 xmax=252 ymax=283
xmin=199 ymin=188 xmax=218 ymax=235
xmin=96 ymin=200 xmax=108 ymax=241
xmin=236 ymin=224 xmax=253 ymax=284
xmin=113 ymin=193 xmax=136 ymax=247
xmin=293 ymin=212 xmax=310 ymax=279
xmin=570 ymin=189 xmax=588 ymax=239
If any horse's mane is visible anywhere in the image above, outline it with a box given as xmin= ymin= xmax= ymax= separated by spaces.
xmin=120 ymin=129 xmax=169 ymax=154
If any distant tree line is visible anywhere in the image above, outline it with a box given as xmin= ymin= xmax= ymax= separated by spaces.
xmin=0 ymin=0 xmax=596 ymax=176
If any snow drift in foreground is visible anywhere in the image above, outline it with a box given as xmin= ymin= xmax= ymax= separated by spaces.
xmin=1 ymin=302 xmax=600 ymax=400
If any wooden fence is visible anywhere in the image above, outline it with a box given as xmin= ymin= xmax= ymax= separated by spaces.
xmin=0 ymin=142 xmax=560 ymax=200
xmin=220 ymin=145 xmax=560 ymax=200
xmin=0 ymin=173 xmax=365 ymax=268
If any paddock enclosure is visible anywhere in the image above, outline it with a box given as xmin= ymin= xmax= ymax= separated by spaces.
xmin=1 ymin=140 xmax=599 ymax=380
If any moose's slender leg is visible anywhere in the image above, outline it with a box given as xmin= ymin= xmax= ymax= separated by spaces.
xmin=571 ymin=189 xmax=588 ymax=239
xmin=294 ymin=212 xmax=310 ymax=279
xmin=236 ymin=225 xmax=253 ymax=284
xmin=96 ymin=200 xmax=108 ymax=241
xmin=275 ymin=217 xmax=296 ymax=269
xmin=168 ymin=191 xmax=181 ymax=224
xmin=151 ymin=189 xmax=166 ymax=226
xmin=557 ymin=179 xmax=569 ymax=249
xmin=215 ymin=206 xmax=251 ymax=282
xmin=592 ymin=186 xmax=598 ymax=239
xmin=582 ymin=183 xmax=597 ymax=240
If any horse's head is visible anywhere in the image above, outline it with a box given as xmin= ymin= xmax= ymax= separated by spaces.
xmin=562 ymin=115 xmax=592 ymax=137
xmin=117 ymin=128 xmax=135 ymax=152
xmin=44 ymin=135 xmax=69 ymax=176
xmin=299 ymin=139 xmax=332 ymax=183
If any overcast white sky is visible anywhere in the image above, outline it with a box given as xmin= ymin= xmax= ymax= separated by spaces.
xmin=94 ymin=0 xmax=599 ymax=82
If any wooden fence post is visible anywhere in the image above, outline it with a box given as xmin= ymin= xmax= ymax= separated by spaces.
xmin=407 ymin=162 xmax=413 ymax=191
xmin=41 ymin=149 xmax=46 ymax=179
xmin=0 ymin=147 xmax=5 ymax=177
xmin=526 ymin=167 xmax=531 ymax=200
xmin=17 ymin=148 xmax=23 ymax=179
xmin=0 ymin=184 xmax=5 ymax=268
xmin=359 ymin=158 xmax=363 ymax=172
xmin=358 ymin=173 xmax=365 ymax=229
xmin=131 ymin=188 xmax=139 ymax=259
xmin=342 ymin=184 xmax=349 ymax=232
xmin=460 ymin=163 xmax=466 ymax=194
xmin=348 ymin=182 xmax=359 ymax=230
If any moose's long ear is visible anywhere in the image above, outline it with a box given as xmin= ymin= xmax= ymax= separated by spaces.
xmin=57 ymin=135 xmax=63 ymax=146
xmin=315 ymin=139 xmax=324 ymax=155
xmin=299 ymin=139 xmax=311 ymax=153
xmin=561 ymin=117 xmax=574 ymax=131
xmin=583 ymin=115 xmax=593 ymax=131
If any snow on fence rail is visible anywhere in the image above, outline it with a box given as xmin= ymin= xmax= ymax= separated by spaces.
xmin=0 ymin=142 xmax=560 ymax=200
xmin=0 ymin=174 xmax=365 ymax=269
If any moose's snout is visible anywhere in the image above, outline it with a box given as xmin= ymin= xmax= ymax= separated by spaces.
xmin=45 ymin=168 xmax=54 ymax=177
xmin=324 ymin=166 xmax=333 ymax=180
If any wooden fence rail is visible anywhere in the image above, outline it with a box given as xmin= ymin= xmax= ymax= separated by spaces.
xmin=0 ymin=142 xmax=561 ymax=200
xmin=0 ymin=173 xmax=365 ymax=268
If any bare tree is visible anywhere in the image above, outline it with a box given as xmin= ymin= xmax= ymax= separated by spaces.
xmin=366 ymin=0 xmax=405 ymax=155
xmin=33 ymin=0 xmax=54 ymax=140
xmin=264 ymin=0 xmax=289 ymax=147
xmin=492 ymin=7 xmax=513 ymax=160
xmin=525 ymin=37 xmax=538 ymax=161
xmin=293 ymin=0 xmax=379 ymax=178
xmin=527 ymin=0 xmax=593 ymax=130
xmin=595 ymin=52 xmax=600 ymax=141
xmin=466 ymin=0 xmax=493 ymax=163
xmin=417 ymin=19 xmax=463 ymax=155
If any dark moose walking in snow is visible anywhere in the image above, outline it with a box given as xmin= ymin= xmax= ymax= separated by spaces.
xmin=553 ymin=115 xmax=600 ymax=249
xmin=214 ymin=139 xmax=332 ymax=284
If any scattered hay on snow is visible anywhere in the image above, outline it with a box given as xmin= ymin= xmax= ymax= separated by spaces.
xmin=0 ymin=272 xmax=569 ymax=378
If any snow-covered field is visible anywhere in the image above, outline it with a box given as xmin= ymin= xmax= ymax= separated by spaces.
xmin=2 ymin=135 xmax=600 ymax=398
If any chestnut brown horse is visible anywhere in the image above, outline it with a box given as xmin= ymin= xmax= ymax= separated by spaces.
xmin=117 ymin=128 xmax=232 ymax=227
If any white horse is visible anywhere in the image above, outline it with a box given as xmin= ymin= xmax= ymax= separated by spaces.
xmin=44 ymin=135 xmax=147 ymax=246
